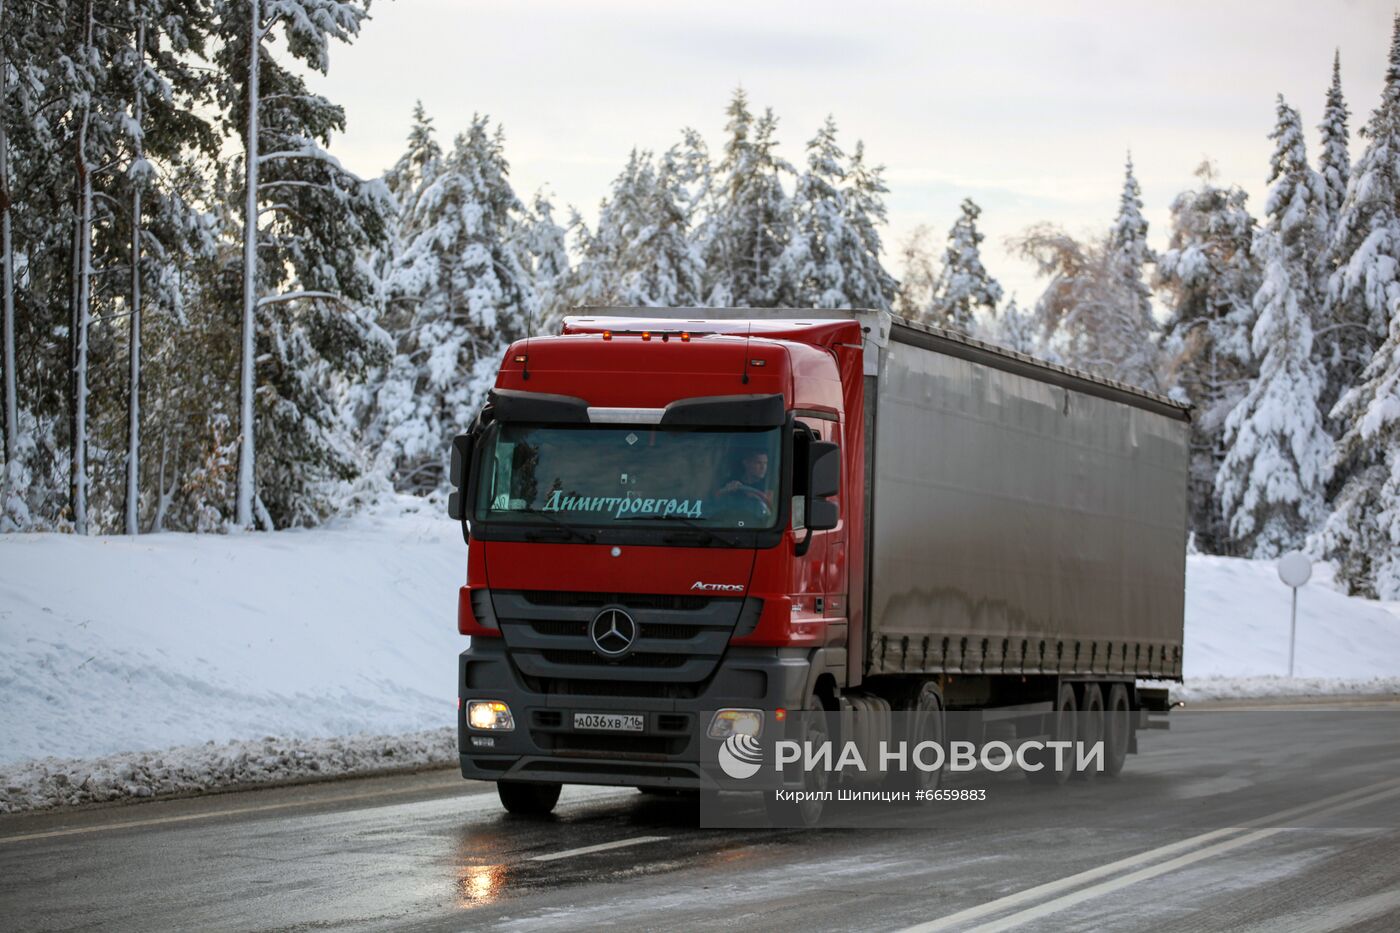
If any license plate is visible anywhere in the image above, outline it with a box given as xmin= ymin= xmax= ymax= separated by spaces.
xmin=573 ymin=712 xmax=645 ymax=732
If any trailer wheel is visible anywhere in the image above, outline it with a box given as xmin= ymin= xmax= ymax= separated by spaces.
xmin=1025 ymin=682 xmax=1077 ymax=785
xmin=904 ymin=681 xmax=946 ymax=793
xmin=763 ymin=693 xmax=830 ymax=827
xmin=1104 ymin=683 xmax=1131 ymax=777
xmin=1074 ymin=684 xmax=1104 ymax=782
xmin=497 ymin=780 xmax=562 ymax=816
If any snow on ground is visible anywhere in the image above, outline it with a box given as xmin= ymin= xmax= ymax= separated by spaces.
xmin=2 ymin=504 xmax=1398 ymax=811
xmin=0 ymin=728 xmax=455 ymax=813
xmin=0 ymin=496 xmax=464 ymax=768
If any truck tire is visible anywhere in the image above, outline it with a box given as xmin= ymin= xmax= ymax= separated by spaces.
xmin=1104 ymin=683 xmax=1131 ymax=777
xmin=1074 ymin=683 xmax=1104 ymax=783
xmin=497 ymin=780 xmax=562 ymax=816
xmin=763 ymin=693 xmax=830 ymax=827
xmin=1026 ymin=682 xmax=1078 ymax=786
xmin=902 ymin=681 xmax=946 ymax=793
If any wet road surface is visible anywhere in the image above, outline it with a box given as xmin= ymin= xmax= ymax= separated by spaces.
xmin=3 ymin=698 xmax=1399 ymax=932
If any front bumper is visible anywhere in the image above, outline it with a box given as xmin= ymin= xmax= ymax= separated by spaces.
xmin=458 ymin=638 xmax=817 ymax=789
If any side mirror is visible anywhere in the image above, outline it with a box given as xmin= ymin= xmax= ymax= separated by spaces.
xmin=807 ymin=497 xmax=838 ymax=532
xmin=809 ymin=441 xmax=840 ymax=500
xmin=447 ymin=432 xmax=474 ymax=521
xmin=797 ymin=440 xmax=840 ymax=549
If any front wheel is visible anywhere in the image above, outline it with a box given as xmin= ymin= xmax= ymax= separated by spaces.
xmin=497 ymin=780 xmax=562 ymax=816
xmin=763 ymin=693 xmax=831 ymax=827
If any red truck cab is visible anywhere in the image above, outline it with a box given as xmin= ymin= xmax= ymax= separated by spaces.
xmin=450 ymin=314 xmax=867 ymax=806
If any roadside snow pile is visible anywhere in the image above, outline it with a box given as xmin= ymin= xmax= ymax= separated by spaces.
xmin=1171 ymin=676 xmax=1400 ymax=702
xmin=0 ymin=496 xmax=464 ymax=766
xmin=1175 ymin=554 xmax=1400 ymax=699
xmin=0 ymin=727 xmax=454 ymax=813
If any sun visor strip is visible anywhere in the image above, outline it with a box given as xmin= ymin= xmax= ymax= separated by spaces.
xmin=487 ymin=388 xmax=590 ymax=423
xmin=659 ymin=394 xmax=786 ymax=427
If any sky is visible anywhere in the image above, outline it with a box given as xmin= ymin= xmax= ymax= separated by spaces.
xmin=304 ymin=0 xmax=1394 ymax=306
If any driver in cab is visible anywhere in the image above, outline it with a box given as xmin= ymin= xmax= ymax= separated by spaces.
xmin=715 ymin=449 xmax=773 ymax=514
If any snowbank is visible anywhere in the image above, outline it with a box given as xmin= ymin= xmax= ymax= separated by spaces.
xmin=1179 ymin=554 xmax=1400 ymax=687
xmin=3 ymin=505 xmax=1399 ymax=811
xmin=0 ymin=728 xmax=454 ymax=813
xmin=0 ymin=497 xmax=464 ymax=766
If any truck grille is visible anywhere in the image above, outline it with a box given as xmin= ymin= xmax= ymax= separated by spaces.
xmin=491 ymin=590 xmax=759 ymax=688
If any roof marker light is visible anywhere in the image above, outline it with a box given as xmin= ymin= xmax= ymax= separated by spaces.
xmin=602 ymin=330 xmax=612 ymax=340
xmin=513 ymin=354 xmax=528 ymax=363
xmin=642 ymin=331 xmax=652 ymax=341
xmin=681 ymin=332 xmax=691 ymax=342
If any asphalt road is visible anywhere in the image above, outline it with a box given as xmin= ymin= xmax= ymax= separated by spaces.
xmin=3 ymin=697 xmax=1399 ymax=932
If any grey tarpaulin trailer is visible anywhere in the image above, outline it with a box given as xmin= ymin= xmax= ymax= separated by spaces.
xmin=855 ymin=310 xmax=1189 ymax=683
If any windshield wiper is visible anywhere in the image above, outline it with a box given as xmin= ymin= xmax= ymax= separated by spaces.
xmin=518 ymin=507 xmax=598 ymax=544
xmin=617 ymin=513 xmax=741 ymax=547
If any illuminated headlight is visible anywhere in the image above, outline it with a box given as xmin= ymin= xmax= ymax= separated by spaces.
xmin=708 ymin=708 xmax=763 ymax=739
xmin=467 ymin=700 xmax=515 ymax=731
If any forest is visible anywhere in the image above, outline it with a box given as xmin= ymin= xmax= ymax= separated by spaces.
xmin=1 ymin=2 xmax=1398 ymax=601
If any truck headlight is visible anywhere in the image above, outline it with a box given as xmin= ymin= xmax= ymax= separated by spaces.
xmin=708 ymin=708 xmax=763 ymax=739
xmin=467 ymin=700 xmax=515 ymax=731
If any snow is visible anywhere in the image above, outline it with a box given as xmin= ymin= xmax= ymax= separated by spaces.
xmin=0 ymin=496 xmax=464 ymax=767
xmin=2 ymin=503 xmax=1398 ymax=811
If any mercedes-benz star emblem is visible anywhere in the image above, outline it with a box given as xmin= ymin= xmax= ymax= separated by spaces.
xmin=589 ymin=607 xmax=637 ymax=657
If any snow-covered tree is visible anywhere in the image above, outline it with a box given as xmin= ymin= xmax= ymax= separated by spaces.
xmin=373 ymin=114 xmax=538 ymax=493
xmin=1107 ymin=155 xmax=1159 ymax=380
xmin=985 ymin=297 xmax=1038 ymax=354
xmin=921 ymin=198 xmax=1002 ymax=330
xmin=524 ymin=190 xmax=570 ymax=329
xmin=1156 ymin=162 xmax=1261 ymax=552
xmin=1318 ymin=50 xmax=1351 ymax=230
xmin=1319 ymin=304 xmax=1400 ymax=598
xmin=570 ymin=147 xmax=704 ymax=309
xmin=1325 ymin=18 xmax=1400 ymax=421
xmin=215 ymin=0 xmax=391 ymax=527
xmin=1014 ymin=158 xmax=1161 ymax=388
xmin=840 ymin=141 xmax=898 ymax=311
xmin=1315 ymin=50 xmax=1356 ymax=414
xmin=779 ymin=116 xmax=894 ymax=310
xmin=1216 ymin=97 xmax=1333 ymax=558
xmin=704 ymin=90 xmax=794 ymax=307
xmin=1319 ymin=18 xmax=1400 ymax=598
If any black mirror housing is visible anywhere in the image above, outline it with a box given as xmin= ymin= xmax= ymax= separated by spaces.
xmin=809 ymin=441 xmax=840 ymax=499
xmin=807 ymin=497 xmax=839 ymax=532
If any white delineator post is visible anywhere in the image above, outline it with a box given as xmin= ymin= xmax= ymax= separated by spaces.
xmin=1277 ymin=551 xmax=1312 ymax=678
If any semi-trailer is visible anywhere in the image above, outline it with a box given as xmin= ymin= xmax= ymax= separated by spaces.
xmin=448 ymin=307 xmax=1189 ymax=818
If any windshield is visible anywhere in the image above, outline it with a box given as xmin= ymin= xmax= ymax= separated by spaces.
xmin=473 ymin=424 xmax=783 ymax=530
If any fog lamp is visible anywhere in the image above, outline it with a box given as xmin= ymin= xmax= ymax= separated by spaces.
xmin=467 ymin=700 xmax=515 ymax=731
xmin=708 ymin=708 xmax=763 ymax=739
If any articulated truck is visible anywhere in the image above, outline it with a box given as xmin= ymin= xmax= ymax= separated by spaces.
xmin=447 ymin=308 xmax=1189 ymax=817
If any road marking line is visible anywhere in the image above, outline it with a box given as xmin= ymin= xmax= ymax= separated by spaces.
xmin=529 ymin=835 xmax=670 ymax=862
xmin=960 ymin=783 xmax=1400 ymax=933
xmin=899 ymin=774 xmax=1400 ymax=933
xmin=0 ymin=781 xmax=632 ymax=846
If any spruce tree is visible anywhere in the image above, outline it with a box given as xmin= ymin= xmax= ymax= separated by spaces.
xmin=1326 ymin=18 xmax=1400 ymax=413
xmin=1156 ymin=162 xmax=1261 ymax=552
xmin=840 ymin=141 xmax=898 ymax=311
xmin=1216 ymin=97 xmax=1332 ymax=558
xmin=1316 ymin=50 xmax=1355 ymax=413
xmin=704 ymin=90 xmax=793 ymax=307
xmin=1319 ymin=17 xmax=1400 ymax=598
xmin=779 ymin=116 xmax=857 ymax=309
xmin=923 ymin=198 xmax=1003 ymax=331
xmin=1318 ymin=51 xmax=1351 ymax=229
xmin=1107 ymin=155 xmax=1160 ymax=387
xmin=374 ymin=115 xmax=538 ymax=493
